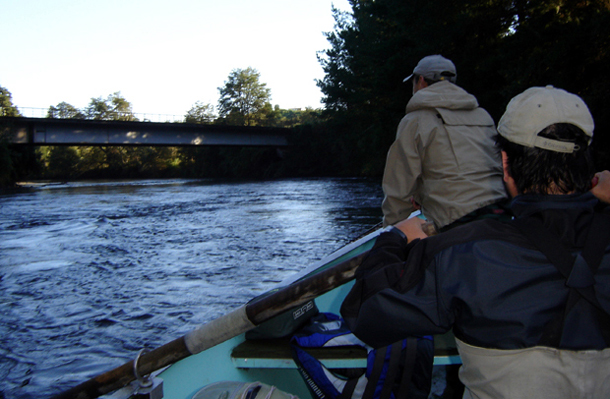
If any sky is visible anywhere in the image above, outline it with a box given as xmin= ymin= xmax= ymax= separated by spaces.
xmin=1 ymin=0 xmax=351 ymax=119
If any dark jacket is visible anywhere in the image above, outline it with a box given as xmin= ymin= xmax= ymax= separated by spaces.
xmin=341 ymin=192 xmax=610 ymax=351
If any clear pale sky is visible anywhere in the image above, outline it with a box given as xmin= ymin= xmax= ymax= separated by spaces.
xmin=1 ymin=0 xmax=351 ymax=118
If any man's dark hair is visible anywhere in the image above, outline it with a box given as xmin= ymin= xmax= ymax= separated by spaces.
xmin=412 ymin=73 xmax=455 ymax=86
xmin=497 ymin=123 xmax=594 ymax=195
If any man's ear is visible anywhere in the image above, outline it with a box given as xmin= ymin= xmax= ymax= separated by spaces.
xmin=502 ymin=150 xmax=518 ymax=197
xmin=501 ymin=151 xmax=510 ymax=182
xmin=412 ymin=76 xmax=428 ymax=94
xmin=418 ymin=75 xmax=429 ymax=89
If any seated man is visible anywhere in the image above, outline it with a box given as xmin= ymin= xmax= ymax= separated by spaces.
xmin=342 ymin=86 xmax=610 ymax=398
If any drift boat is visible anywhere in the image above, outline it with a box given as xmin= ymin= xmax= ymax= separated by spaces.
xmin=55 ymin=221 xmax=461 ymax=399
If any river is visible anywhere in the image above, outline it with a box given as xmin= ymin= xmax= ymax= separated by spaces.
xmin=0 ymin=178 xmax=383 ymax=399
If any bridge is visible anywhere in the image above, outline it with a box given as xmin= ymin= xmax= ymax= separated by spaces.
xmin=2 ymin=117 xmax=290 ymax=147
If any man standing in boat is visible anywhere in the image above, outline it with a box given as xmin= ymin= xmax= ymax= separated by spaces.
xmin=382 ymin=55 xmax=508 ymax=231
xmin=343 ymin=86 xmax=610 ymax=398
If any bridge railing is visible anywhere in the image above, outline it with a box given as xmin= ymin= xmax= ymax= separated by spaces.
xmin=18 ymin=107 xmax=185 ymax=123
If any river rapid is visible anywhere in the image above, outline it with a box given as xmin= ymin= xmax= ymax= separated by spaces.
xmin=0 ymin=178 xmax=383 ymax=399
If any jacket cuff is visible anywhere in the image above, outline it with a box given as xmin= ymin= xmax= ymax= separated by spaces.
xmin=389 ymin=226 xmax=409 ymax=245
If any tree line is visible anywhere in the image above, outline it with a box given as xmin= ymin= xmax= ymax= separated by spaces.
xmin=2 ymin=0 xmax=610 ymax=188
xmin=0 ymin=68 xmax=326 ymax=185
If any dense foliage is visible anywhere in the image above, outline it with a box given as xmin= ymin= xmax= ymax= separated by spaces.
xmin=317 ymin=0 xmax=610 ymax=174
xmin=1 ymin=86 xmax=41 ymax=186
xmin=0 ymin=86 xmax=20 ymax=117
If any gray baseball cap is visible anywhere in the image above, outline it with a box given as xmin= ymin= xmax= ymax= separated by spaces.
xmin=497 ymin=86 xmax=594 ymax=153
xmin=403 ymin=55 xmax=457 ymax=83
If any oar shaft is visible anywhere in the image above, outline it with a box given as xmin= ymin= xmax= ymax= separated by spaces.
xmin=247 ymin=251 xmax=369 ymax=324
xmin=51 ymin=249 xmax=371 ymax=399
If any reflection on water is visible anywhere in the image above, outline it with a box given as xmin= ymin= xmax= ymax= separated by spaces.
xmin=0 ymin=178 xmax=382 ymax=398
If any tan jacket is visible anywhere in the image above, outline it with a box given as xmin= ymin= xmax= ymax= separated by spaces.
xmin=457 ymin=339 xmax=610 ymax=399
xmin=382 ymin=81 xmax=506 ymax=228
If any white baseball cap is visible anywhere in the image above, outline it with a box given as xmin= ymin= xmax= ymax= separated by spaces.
xmin=403 ymin=55 xmax=457 ymax=83
xmin=497 ymin=85 xmax=594 ymax=153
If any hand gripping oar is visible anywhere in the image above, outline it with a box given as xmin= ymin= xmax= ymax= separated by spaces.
xmin=51 ymin=249 xmax=372 ymax=399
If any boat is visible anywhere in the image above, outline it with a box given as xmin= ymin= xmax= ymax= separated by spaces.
xmin=54 ymin=220 xmax=461 ymax=399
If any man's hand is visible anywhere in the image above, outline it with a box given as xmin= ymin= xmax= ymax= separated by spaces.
xmin=395 ymin=217 xmax=429 ymax=243
xmin=592 ymin=170 xmax=610 ymax=204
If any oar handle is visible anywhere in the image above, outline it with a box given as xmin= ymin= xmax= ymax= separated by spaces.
xmin=246 ymin=250 xmax=370 ymax=324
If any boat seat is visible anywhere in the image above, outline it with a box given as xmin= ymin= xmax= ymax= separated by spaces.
xmin=231 ymin=333 xmax=461 ymax=370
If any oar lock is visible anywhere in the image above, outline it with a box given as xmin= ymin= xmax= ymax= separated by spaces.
xmin=132 ymin=349 xmax=164 ymax=399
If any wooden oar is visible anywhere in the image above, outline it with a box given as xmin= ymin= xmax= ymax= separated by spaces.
xmin=51 ymin=248 xmax=372 ymax=399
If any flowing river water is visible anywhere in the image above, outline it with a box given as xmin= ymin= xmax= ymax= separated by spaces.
xmin=0 ymin=178 xmax=384 ymax=399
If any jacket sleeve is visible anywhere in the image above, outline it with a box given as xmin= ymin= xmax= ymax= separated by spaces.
xmin=341 ymin=229 xmax=453 ymax=348
xmin=381 ymin=115 xmax=423 ymax=226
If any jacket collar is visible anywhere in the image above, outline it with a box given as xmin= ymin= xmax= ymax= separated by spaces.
xmin=405 ymin=80 xmax=478 ymax=113
xmin=510 ymin=192 xmax=598 ymax=218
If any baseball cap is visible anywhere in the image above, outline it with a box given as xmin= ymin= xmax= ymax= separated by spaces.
xmin=403 ymin=55 xmax=457 ymax=83
xmin=497 ymin=85 xmax=594 ymax=153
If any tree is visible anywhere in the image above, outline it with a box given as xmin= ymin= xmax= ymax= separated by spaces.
xmin=217 ymin=67 xmax=272 ymax=126
xmin=493 ymin=0 xmax=610 ymax=170
xmin=85 ymin=92 xmax=137 ymax=121
xmin=184 ymin=101 xmax=216 ymax=124
xmin=316 ymin=0 xmax=610 ymax=174
xmin=270 ymin=107 xmax=324 ymax=128
xmin=1 ymin=86 xmax=20 ymax=117
xmin=47 ymin=102 xmax=85 ymax=119
xmin=0 ymin=86 xmax=24 ymax=186
xmin=46 ymin=146 xmax=80 ymax=178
